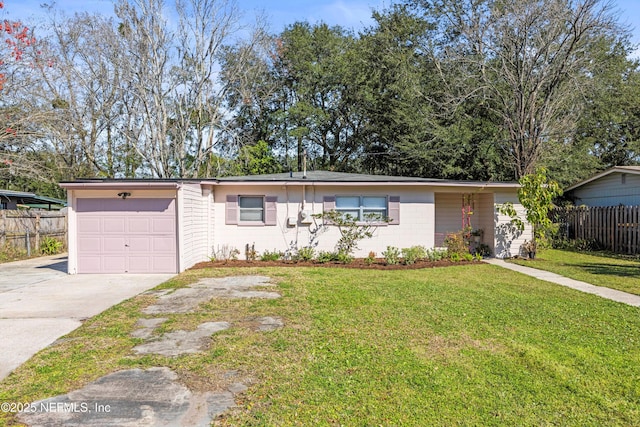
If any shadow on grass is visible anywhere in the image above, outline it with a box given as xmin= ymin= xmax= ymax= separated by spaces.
xmin=575 ymin=263 xmax=640 ymax=278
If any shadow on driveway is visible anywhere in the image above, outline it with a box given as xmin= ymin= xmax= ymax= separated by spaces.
xmin=35 ymin=258 xmax=68 ymax=273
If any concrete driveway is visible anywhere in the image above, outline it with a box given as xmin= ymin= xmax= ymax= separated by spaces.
xmin=0 ymin=255 xmax=175 ymax=380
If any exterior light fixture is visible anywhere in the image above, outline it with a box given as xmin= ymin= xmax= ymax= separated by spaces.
xmin=117 ymin=192 xmax=131 ymax=199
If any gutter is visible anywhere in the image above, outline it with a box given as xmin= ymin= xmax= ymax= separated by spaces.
xmin=59 ymin=182 xmax=180 ymax=190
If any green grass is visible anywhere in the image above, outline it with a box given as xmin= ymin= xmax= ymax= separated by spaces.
xmin=1 ymin=265 xmax=640 ymax=426
xmin=509 ymin=248 xmax=640 ymax=296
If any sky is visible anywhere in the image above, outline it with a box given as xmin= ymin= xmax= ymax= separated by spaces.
xmin=3 ymin=0 xmax=640 ymax=46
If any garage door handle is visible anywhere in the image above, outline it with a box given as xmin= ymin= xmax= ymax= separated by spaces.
xmin=125 ymin=244 xmax=129 ymax=247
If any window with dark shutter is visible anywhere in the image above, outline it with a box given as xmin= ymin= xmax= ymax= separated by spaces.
xmin=226 ymin=195 xmax=277 ymax=226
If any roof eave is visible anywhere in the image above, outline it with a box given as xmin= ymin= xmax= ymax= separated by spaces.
xmin=60 ymin=182 xmax=180 ymax=190
xmin=202 ymin=180 xmax=520 ymax=189
xmin=565 ymin=167 xmax=640 ymax=192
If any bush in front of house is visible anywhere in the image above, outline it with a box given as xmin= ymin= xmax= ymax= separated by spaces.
xmin=444 ymin=230 xmax=471 ymax=261
xmin=401 ymin=246 xmax=427 ymax=265
xmin=382 ymin=246 xmax=401 ymax=265
xmin=260 ymin=249 xmax=283 ymax=261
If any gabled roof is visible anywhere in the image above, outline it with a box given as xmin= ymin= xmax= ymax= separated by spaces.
xmin=0 ymin=189 xmax=67 ymax=209
xmin=565 ymin=166 xmax=640 ymax=192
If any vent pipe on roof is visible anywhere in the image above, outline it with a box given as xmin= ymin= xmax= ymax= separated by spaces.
xmin=303 ymin=150 xmax=307 ymax=179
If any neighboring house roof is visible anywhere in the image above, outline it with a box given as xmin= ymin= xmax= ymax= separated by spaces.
xmin=565 ymin=166 xmax=640 ymax=192
xmin=0 ymin=189 xmax=67 ymax=209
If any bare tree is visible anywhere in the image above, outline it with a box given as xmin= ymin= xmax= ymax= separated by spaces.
xmin=415 ymin=0 xmax=623 ymax=178
xmin=114 ymin=0 xmax=269 ymax=178
xmin=28 ymin=11 xmax=138 ymax=179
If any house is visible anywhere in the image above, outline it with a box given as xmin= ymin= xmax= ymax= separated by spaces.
xmin=0 ymin=189 xmax=67 ymax=211
xmin=59 ymin=171 xmax=531 ymax=274
xmin=564 ymin=166 xmax=640 ymax=207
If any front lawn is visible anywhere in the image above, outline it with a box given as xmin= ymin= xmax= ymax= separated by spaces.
xmin=509 ymin=248 xmax=640 ymax=296
xmin=1 ymin=264 xmax=639 ymax=426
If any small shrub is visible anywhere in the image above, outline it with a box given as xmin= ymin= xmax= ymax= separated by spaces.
xmin=426 ymin=248 xmax=447 ymax=261
xmin=382 ymin=246 xmax=401 ymax=265
xmin=364 ymin=251 xmax=376 ymax=266
xmin=211 ymin=244 xmax=240 ymax=261
xmin=473 ymin=244 xmax=492 ymax=258
xmin=292 ymin=246 xmax=315 ymax=262
xmin=0 ymin=242 xmax=27 ymax=262
xmin=334 ymin=251 xmax=354 ymax=264
xmin=260 ymin=250 xmax=282 ymax=262
xmin=463 ymin=253 xmax=474 ymax=262
xmin=401 ymin=245 xmax=427 ymax=265
xmin=316 ymin=251 xmax=336 ymax=263
xmin=444 ymin=230 xmax=471 ymax=260
xmin=40 ymin=236 xmax=64 ymax=255
xmin=552 ymin=237 xmax=601 ymax=252
xmin=245 ymin=243 xmax=257 ymax=261
xmin=450 ymin=253 xmax=461 ymax=262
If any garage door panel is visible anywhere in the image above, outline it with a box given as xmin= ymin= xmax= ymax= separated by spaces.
xmin=77 ymin=256 xmax=103 ymax=273
xmin=128 ymin=237 xmax=152 ymax=252
xmin=78 ymin=217 xmax=101 ymax=233
xmin=78 ymin=236 xmax=102 ymax=252
xmin=76 ymin=198 xmax=177 ymax=274
xmin=152 ymin=218 xmax=175 ymax=233
xmin=128 ymin=218 xmax=151 ymax=233
xmin=152 ymin=236 xmax=175 ymax=252
xmin=102 ymin=256 xmax=127 ymax=272
xmin=127 ymin=257 xmax=151 ymax=273
xmin=103 ymin=237 xmax=126 ymax=252
xmin=104 ymin=217 xmax=126 ymax=233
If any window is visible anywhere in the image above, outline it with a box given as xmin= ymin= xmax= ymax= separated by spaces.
xmin=0 ymin=201 xmax=6 ymax=210
xmin=335 ymin=196 xmax=388 ymax=222
xmin=225 ymin=195 xmax=277 ymax=226
xmin=239 ymin=196 xmax=264 ymax=222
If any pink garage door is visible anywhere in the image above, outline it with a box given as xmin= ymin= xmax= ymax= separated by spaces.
xmin=76 ymin=198 xmax=177 ymax=273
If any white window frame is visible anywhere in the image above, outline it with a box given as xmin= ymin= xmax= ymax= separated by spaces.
xmin=335 ymin=195 xmax=388 ymax=223
xmin=238 ymin=195 xmax=265 ymax=223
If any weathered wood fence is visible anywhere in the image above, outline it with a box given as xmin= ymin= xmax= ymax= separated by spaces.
xmin=0 ymin=210 xmax=67 ymax=255
xmin=551 ymin=206 xmax=640 ymax=254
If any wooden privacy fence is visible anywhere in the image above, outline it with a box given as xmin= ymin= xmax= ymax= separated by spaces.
xmin=0 ymin=210 xmax=67 ymax=255
xmin=551 ymin=206 xmax=640 ymax=254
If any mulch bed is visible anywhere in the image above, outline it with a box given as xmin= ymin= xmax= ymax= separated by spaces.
xmin=190 ymin=259 xmax=479 ymax=270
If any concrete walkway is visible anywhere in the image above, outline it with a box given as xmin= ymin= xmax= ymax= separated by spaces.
xmin=485 ymin=258 xmax=640 ymax=307
xmin=0 ymin=255 xmax=174 ymax=380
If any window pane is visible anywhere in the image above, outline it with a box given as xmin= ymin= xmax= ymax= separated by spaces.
xmin=240 ymin=210 xmax=264 ymax=221
xmin=337 ymin=209 xmax=360 ymax=220
xmin=363 ymin=196 xmax=387 ymax=208
xmin=363 ymin=209 xmax=386 ymax=221
xmin=239 ymin=196 xmax=263 ymax=209
xmin=336 ymin=196 xmax=360 ymax=208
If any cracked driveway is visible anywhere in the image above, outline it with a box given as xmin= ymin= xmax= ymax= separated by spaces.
xmin=0 ymin=255 xmax=174 ymax=380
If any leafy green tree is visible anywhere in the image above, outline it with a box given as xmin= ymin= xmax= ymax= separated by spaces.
xmin=352 ymin=5 xmax=434 ymax=176
xmin=228 ymin=140 xmax=282 ymax=176
xmin=500 ymin=168 xmax=563 ymax=248
xmin=408 ymin=0 xmax=625 ymax=178
xmin=276 ymin=22 xmax=361 ymax=171
xmin=574 ymin=38 xmax=640 ymax=169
